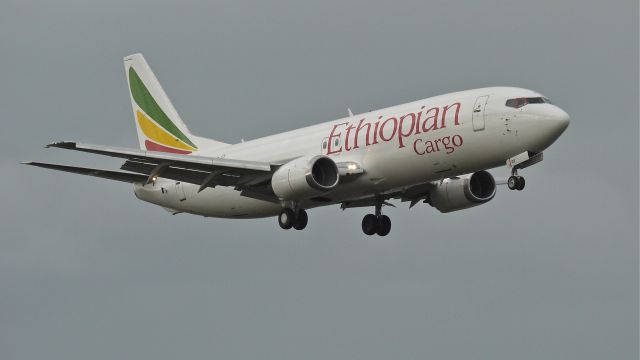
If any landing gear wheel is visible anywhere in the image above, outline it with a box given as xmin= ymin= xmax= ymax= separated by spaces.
xmin=508 ymin=175 xmax=526 ymax=191
xmin=292 ymin=209 xmax=308 ymax=230
xmin=516 ymin=176 xmax=525 ymax=191
xmin=377 ymin=215 xmax=391 ymax=236
xmin=278 ymin=208 xmax=295 ymax=229
xmin=508 ymin=175 xmax=519 ymax=190
xmin=362 ymin=214 xmax=378 ymax=235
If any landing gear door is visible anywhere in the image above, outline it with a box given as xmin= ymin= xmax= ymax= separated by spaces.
xmin=472 ymin=95 xmax=489 ymax=131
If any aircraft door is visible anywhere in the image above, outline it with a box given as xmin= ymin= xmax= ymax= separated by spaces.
xmin=472 ymin=95 xmax=489 ymax=131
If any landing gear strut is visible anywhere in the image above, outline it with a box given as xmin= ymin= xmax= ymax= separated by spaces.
xmin=278 ymin=208 xmax=308 ymax=230
xmin=362 ymin=198 xmax=392 ymax=236
xmin=506 ymin=151 xmax=542 ymax=191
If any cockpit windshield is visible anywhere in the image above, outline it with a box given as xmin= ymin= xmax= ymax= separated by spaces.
xmin=505 ymin=97 xmax=551 ymax=109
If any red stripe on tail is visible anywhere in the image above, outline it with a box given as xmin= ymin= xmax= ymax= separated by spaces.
xmin=145 ymin=140 xmax=192 ymax=154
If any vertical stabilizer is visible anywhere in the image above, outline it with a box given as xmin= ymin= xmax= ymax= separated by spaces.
xmin=124 ymin=53 xmax=227 ymax=154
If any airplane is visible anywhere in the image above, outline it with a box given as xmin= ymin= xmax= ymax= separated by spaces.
xmin=24 ymin=53 xmax=570 ymax=236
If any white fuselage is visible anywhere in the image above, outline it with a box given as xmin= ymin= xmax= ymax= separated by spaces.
xmin=133 ymin=87 xmax=570 ymax=218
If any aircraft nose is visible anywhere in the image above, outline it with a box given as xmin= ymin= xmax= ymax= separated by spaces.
xmin=526 ymin=105 xmax=570 ymax=152
xmin=544 ymin=105 xmax=570 ymax=135
xmin=552 ymin=106 xmax=570 ymax=131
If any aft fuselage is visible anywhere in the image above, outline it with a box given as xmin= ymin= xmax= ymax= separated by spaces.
xmin=134 ymin=87 xmax=569 ymax=218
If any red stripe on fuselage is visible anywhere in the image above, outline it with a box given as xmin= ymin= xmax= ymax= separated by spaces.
xmin=144 ymin=140 xmax=192 ymax=154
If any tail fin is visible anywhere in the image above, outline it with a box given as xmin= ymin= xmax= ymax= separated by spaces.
xmin=124 ymin=53 xmax=227 ymax=154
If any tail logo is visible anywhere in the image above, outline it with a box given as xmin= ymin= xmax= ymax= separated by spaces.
xmin=129 ymin=67 xmax=197 ymax=154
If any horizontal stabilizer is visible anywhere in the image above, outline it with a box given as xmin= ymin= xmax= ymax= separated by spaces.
xmin=23 ymin=162 xmax=147 ymax=183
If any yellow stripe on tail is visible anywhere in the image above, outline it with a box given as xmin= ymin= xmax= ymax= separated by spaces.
xmin=136 ymin=111 xmax=197 ymax=151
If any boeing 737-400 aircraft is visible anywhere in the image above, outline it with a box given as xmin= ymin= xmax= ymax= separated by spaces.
xmin=25 ymin=54 xmax=570 ymax=236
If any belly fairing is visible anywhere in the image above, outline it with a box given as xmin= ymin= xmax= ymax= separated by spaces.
xmin=134 ymin=181 xmax=281 ymax=219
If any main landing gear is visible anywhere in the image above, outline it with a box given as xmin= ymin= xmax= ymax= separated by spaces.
xmin=278 ymin=208 xmax=308 ymax=230
xmin=361 ymin=198 xmax=391 ymax=236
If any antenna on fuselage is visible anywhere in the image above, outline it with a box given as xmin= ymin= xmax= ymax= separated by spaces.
xmin=347 ymin=108 xmax=354 ymax=117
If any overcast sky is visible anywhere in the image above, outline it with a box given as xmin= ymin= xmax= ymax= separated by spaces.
xmin=1 ymin=0 xmax=638 ymax=359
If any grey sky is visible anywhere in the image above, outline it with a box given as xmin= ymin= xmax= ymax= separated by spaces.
xmin=1 ymin=0 xmax=637 ymax=359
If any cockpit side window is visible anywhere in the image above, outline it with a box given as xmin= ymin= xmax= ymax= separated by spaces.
xmin=505 ymin=97 xmax=551 ymax=108
xmin=506 ymin=98 xmax=526 ymax=108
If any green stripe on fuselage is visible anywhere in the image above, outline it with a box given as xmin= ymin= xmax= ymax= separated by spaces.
xmin=128 ymin=67 xmax=197 ymax=149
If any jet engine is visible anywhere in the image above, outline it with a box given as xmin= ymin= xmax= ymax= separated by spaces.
xmin=429 ymin=170 xmax=496 ymax=213
xmin=271 ymin=155 xmax=339 ymax=200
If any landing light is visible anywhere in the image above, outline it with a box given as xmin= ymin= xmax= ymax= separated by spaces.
xmin=337 ymin=162 xmax=364 ymax=176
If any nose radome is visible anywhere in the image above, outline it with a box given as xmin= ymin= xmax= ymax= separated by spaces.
xmin=553 ymin=107 xmax=570 ymax=130
xmin=527 ymin=105 xmax=571 ymax=152
xmin=545 ymin=106 xmax=570 ymax=134
xmin=551 ymin=106 xmax=571 ymax=130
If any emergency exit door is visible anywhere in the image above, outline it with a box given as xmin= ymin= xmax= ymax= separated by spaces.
xmin=472 ymin=95 xmax=489 ymax=131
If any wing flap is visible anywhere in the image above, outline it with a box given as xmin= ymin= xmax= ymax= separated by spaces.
xmin=119 ymin=160 xmax=265 ymax=187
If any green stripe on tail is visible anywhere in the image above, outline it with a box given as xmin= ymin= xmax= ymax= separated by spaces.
xmin=128 ymin=67 xmax=197 ymax=149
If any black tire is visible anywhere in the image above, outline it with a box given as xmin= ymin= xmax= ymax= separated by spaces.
xmin=377 ymin=215 xmax=391 ymax=236
xmin=516 ymin=176 xmax=525 ymax=191
xmin=508 ymin=175 xmax=519 ymax=190
xmin=278 ymin=208 xmax=295 ymax=229
xmin=362 ymin=214 xmax=378 ymax=235
xmin=293 ymin=209 xmax=308 ymax=230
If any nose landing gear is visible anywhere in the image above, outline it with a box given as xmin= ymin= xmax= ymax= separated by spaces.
xmin=507 ymin=174 xmax=525 ymax=191
xmin=506 ymin=151 xmax=543 ymax=191
xmin=361 ymin=198 xmax=392 ymax=236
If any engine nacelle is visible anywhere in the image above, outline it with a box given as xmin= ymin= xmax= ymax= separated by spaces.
xmin=430 ymin=170 xmax=496 ymax=213
xmin=271 ymin=155 xmax=340 ymax=200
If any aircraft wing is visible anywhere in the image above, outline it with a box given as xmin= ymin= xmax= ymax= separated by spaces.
xmin=340 ymin=181 xmax=437 ymax=210
xmin=23 ymin=162 xmax=148 ymax=183
xmin=43 ymin=141 xmax=279 ymax=200
xmin=47 ymin=142 xmax=273 ymax=171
